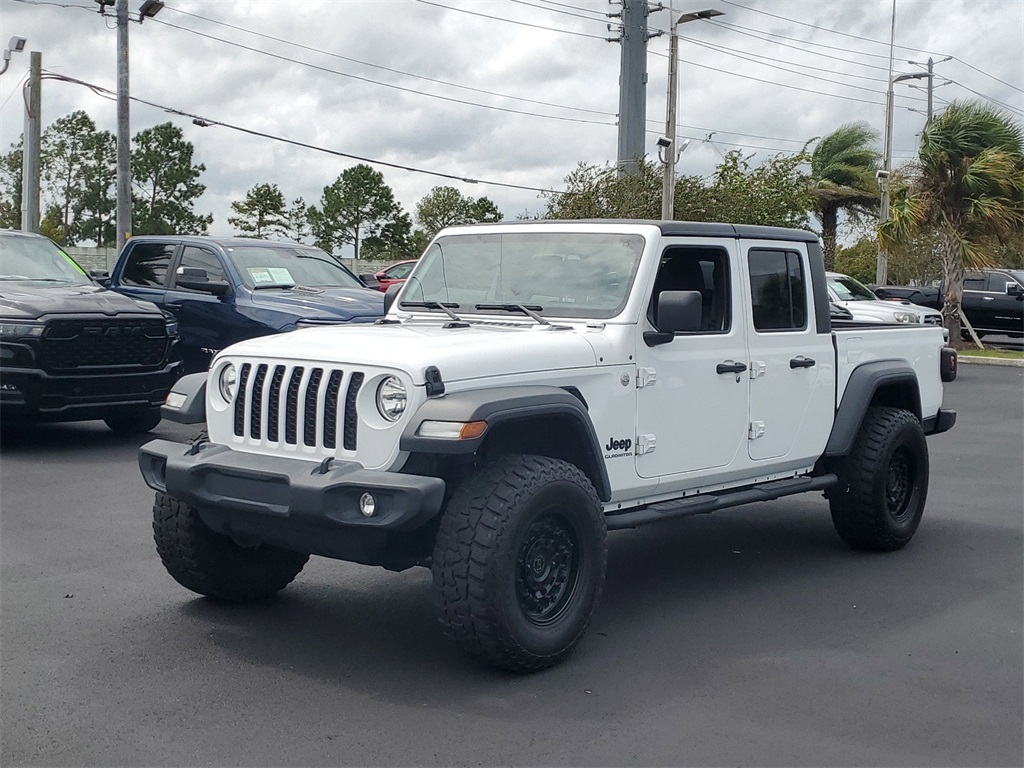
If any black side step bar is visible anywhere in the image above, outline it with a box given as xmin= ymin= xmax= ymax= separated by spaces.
xmin=605 ymin=474 xmax=838 ymax=531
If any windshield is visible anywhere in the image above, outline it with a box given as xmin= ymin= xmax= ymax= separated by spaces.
xmin=227 ymin=245 xmax=364 ymax=289
xmin=828 ymin=274 xmax=876 ymax=301
xmin=399 ymin=232 xmax=646 ymax=319
xmin=0 ymin=235 xmax=92 ymax=286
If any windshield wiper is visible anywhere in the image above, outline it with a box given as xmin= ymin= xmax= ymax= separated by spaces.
xmin=475 ymin=303 xmax=549 ymax=325
xmin=399 ymin=301 xmax=462 ymax=322
xmin=0 ymin=276 xmax=65 ymax=282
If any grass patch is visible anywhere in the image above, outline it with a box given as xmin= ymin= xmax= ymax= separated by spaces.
xmin=958 ymin=348 xmax=1024 ymax=360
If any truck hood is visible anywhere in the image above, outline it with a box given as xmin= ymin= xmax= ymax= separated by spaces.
xmin=249 ymin=286 xmax=384 ymax=319
xmin=836 ymin=297 xmax=939 ymax=322
xmin=219 ymin=320 xmax=600 ymax=384
xmin=0 ymin=280 xmax=162 ymax=320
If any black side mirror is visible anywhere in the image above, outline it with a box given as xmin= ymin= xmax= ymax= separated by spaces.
xmin=89 ymin=269 xmax=111 ymax=287
xmin=644 ymin=290 xmax=703 ymax=346
xmin=359 ymin=273 xmax=380 ymax=289
xmin=1007 ymin=282 xmax=1023 ymax=298
xmin=176 ymin=266 xmax=231 ymax=296
xmin=383 ymin=283 xmax=402 ymax=314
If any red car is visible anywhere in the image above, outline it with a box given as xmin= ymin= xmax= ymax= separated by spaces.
xmin=373 ymin=260 xmax=417 ymax=292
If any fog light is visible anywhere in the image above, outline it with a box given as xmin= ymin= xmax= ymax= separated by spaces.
xmin=359 ymin=493 xmax=376 ymax=517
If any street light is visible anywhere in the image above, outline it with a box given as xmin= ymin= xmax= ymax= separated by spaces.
xmin=876 ymin=69 xmax=929 ymax=284
xmin=0 ymin=36 xmax=27 ymax=76
xmin=661 ymin=7 xmax=723 ymax=220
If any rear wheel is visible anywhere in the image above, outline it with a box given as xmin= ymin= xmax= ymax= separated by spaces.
xmin=153 ymin=492 xmax=308 ymax=601
xmin=830 ymin=407 xmax=929 ymax=551
xmin=432 ymin=454 xmax=607 ymax=673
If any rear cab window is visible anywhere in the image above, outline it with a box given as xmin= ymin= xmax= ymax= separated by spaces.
xmin=121 ymin=243 xmax=174 ymax=288
xmin=747 ymin=249 xmax=807 ymax=331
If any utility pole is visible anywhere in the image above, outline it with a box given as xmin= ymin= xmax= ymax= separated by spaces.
xmin=21 ymin=51 xmax=40 ymax=233
xmin=614 ymin=0 xmax=649 ymax=176
xmin=908 ymin=55 xmax=951 ymax=126
xmin=876 ymin=0 xmax=897 ymax=287
xmin=115 ymin=0 xmax=131 ymax=253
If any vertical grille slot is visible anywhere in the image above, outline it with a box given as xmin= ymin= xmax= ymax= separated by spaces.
xmin=250 ymin=364 xmax=268 ymax=439
xmin=343 ymin=372 xmax=364 ymax=451
xmin=303 ymin=368 xmax=323 ymax=447
xmin=266 ymin=365 xmax=285 ymax=442
xmin=323 ymin=370 xmax=344 ymax=449
xmin=285 ymin=367 xmax=304 ymax=445
xmin=233 ymin=363 xmax=251 ymax=437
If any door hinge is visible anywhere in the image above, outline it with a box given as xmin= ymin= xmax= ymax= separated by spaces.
xmin=748 ymin=421 xmax=766 ymax=440
xmin=749 ymin=360 xmax=766 ymax=379
xmin=636 ymin=433 xmax=657 ymax=454
xmin=636 ymin=367 xmax=657 ymax=387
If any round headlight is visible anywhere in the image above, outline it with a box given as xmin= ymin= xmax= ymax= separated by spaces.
xmin=376 ymin=376 xmax=407 ymax=421
xmin=218 ymin=363 xmax=238 ymax=402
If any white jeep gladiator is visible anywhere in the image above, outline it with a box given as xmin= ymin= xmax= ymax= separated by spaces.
xmin=140 ymin=221 xmax=958 ymax=673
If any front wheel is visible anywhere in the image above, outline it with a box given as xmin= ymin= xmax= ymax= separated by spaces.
xmin=153 ymin=492 xmax=309 ymax=601
xmin=432 ymin=454 xmax=607 ymax=673
xmin=830 ymin=407 xmax=929 ymax=551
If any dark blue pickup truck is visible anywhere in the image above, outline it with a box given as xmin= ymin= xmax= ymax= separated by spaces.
xmin=106 ymin=236 xmax=385 ymax=373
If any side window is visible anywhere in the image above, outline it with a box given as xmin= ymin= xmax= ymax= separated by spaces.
xmin=748 ymin=249 xmax=807 ymax=332
xmin=120 ymin=243 xmax=173 ymax=288
xmin=172 ymin=246 xmax=227 ymax=290
xmin=985 ymin=273 xmax=1010 ymax=293
xmin=963 ymin=274 xmax=986 ymax=291
xmin=650 ymin=247 xmax=731 ymax=333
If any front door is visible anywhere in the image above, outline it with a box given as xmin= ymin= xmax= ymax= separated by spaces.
xmin=635 ymin=242 xmax=749 ymax=479
xmin=166 ymin=245 xmax=239 ymax=373
xmin=741 ymin=242 xmax=834 ymax=464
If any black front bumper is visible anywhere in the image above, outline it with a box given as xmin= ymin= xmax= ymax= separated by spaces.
xmin=0 ymin=361 xmax=182 ymax=421
xmin=139 ymin=439 xmax=447 ymax=566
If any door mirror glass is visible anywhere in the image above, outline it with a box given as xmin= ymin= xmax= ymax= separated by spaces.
xmin=1006 ymin=282 xmax=1023 ymax=297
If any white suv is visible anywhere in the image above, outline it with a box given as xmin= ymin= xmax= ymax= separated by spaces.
xmin=827 ymin=272 xmax=946 ymax=335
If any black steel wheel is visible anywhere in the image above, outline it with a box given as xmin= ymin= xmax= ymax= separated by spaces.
xmin=432 ymin=454 xmax=607 ymax=673
xmin=830 ymin=407 xmax=929 ymax=551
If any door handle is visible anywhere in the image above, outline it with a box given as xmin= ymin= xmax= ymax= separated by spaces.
xmin=790 ymin=356 xmax=816 ymax=369
xmin=717 ymin=361 xmax=747 ymax=374
xmin=982 ymin=296 xmax=994 ymax=301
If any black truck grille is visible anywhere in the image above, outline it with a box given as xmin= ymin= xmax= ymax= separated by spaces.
xmin=40 ymin=318 xmax=168 ymax=370
xmin=233 ymin=363 xmax=361 ymax=451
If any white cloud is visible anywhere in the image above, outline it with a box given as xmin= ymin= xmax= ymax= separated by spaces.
xmin=1 ymin=0 xmax=1021 ymax=241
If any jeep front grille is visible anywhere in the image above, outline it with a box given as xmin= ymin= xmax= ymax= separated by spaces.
xmin=232 ymin=363 xmax=362 ymax=451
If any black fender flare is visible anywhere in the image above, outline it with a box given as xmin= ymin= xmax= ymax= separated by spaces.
xmin=399 ymin=385 xmax=611 ymax=501
xmin=160 ymin=372 xmax=207 ymax=424
xmin=825 ymin=360 xmax=921 ymax=457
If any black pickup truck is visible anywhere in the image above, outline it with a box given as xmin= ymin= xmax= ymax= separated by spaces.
xmin=0 ymin=230 xmax=182 ymax=432
xmin=873 ymin=269 xmax=1024 ymax=338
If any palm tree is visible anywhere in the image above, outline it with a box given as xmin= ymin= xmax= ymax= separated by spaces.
xmin=809 ymin=123 xmax=882 ymax=269
xmin=881 ymin=101 xmax=1024 ymax=343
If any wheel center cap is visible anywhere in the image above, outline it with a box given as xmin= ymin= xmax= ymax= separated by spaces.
xmin=532 ymin=554 xmax=546 ymax=575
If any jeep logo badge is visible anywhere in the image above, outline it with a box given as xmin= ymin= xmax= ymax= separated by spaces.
xmin=605 ymin=437 xmax=632 ymax=452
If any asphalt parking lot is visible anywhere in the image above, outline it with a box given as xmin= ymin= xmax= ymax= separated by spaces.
xmin=1 ymin=365 xmax=1021 ymax=767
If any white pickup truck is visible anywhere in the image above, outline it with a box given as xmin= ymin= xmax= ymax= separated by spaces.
xmin=140 ymin=221 xmax=958 ymax=673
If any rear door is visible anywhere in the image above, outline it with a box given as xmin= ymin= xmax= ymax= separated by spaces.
xmin=113 ymin=241 xmax=174 ymax=308
xmin=741 ymin=241 xmax=834 ymax=464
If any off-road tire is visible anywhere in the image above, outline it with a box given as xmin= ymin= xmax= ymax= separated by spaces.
xmin=153 ymin=492 xmax=309 ymax=601
xmin=104 ymin=407 xmax=162 ymax=434
xmin=830 ymin=407 xmax=929 ymax=551
xmin=432 ymin=454 xmax=607 ymax=673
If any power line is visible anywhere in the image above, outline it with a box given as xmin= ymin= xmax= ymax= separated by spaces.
xmin=152 ymin=18 xmax=615 ymax=127
xmin=944 ymin=80 xmax=1023 ymax=117
xmin=162 ymin=3 xmax=613 ymax=118
xmin=708 ymin=19 xmax=894 ymax=70
xmin=718 ymin=0 xmax=1024 ymax=95
xmin=505 ymin=0 xmax=610 ymax=25
xmin=414 ymin=0 xmax=608 ymax=40
xmin=40 ymin=70 xmax=570 ymax=195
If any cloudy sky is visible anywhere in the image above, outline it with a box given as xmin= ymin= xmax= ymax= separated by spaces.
xmin=1 ymin=0 xmax=1022 ymax=245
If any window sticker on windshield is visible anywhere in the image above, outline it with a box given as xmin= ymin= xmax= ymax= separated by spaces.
xmin=248 ymin=267 xmax=293 ymax=284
